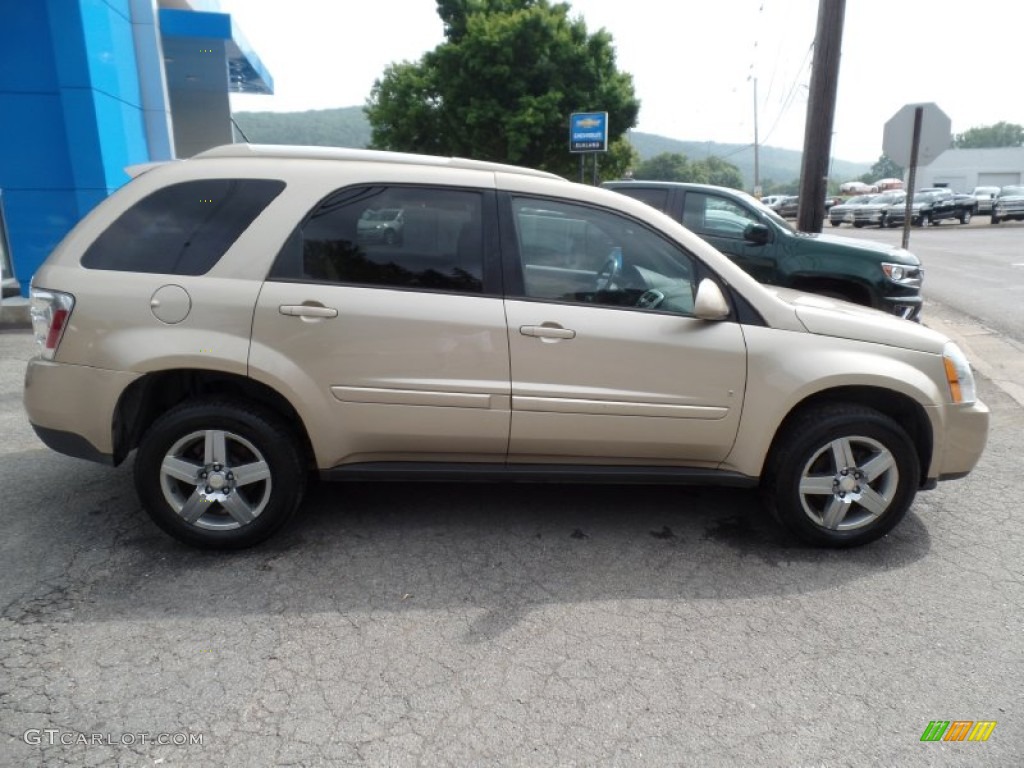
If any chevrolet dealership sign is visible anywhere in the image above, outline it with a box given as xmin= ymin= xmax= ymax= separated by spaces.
xmin=569 ymin=112 xmax=608 ymax=153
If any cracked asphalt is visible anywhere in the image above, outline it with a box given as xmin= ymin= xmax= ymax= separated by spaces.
xmin=1 ymin=322 xmax=1021 ymax=767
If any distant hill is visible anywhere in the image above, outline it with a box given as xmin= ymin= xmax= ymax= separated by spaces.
xmin=233 ymin=106 xmax=372 ymax=149
xmin=233 ymin=107 xmax=871 ymax=187
xmin=627 ymin=132 xmax=871 ymax=189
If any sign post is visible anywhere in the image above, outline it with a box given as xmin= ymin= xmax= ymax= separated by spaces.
xmin=883 ymin=102 xmax=951 ymax=248
xmin=569 ymin=112 xmax=608 ymax=185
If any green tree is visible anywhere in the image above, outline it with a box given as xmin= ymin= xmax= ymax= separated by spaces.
xmin=859 ymin=154 xmax=903 ymax=184
xmin=366 ymin=0 xmax=640 ymax=180
xmin=696 ymin=155 xmax=743 ymax=189
xmin=633 ymin=152 xmax=695 ymax=181
xmin=953 ymin=122 xmax=1024 ymax=148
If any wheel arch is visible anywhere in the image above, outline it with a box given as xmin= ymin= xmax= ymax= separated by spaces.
xmin=787 ymin=276 xmax=873 ymax=308
xmin=764 ymin=385 xmax=933 ymax=488
xmin=112 ymin=369 xmax=315 ymax=469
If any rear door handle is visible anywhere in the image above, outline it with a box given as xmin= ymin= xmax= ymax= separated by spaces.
xmin=519 ymin=324 xmax=576 ymax=340
xmin=279 ymin=304 xmax=338 ymax=318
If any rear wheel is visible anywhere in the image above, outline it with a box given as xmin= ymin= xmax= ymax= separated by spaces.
xmin=762 ymin=404 xmax=919 ymax=547
xmin=917 ymin=212 xmax=930 ymax=227
xmin=134 ymin=399 xmax=306 ymax=549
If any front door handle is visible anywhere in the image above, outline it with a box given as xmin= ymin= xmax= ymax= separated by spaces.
xmin=279 ymin=304 xmax=338 ymax=319
xmin=519 ymin=324 xmax=576 ymax=340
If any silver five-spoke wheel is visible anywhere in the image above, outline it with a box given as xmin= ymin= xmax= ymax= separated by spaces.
xmin=160 ymin=429 xmax=273 ymax=531
xmin=797 ymin=435 xmax=899 ymax=531
xmin=762 ymin=404 xmax=919 ymax=547
xmin=135 ymin=399 xmax=305 ymax=548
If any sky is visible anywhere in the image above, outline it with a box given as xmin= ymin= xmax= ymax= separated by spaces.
xmin=219 ymin=0 xmax=1023 ymax=165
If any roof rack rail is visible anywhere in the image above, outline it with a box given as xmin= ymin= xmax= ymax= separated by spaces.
xmin=193 ymin=143 xmax=561 ymax=180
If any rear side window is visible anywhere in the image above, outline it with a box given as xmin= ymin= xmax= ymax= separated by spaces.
xmin=270 ymin=186 xmax=484 ymax=294
xmin=82 ymin=179 xmax=285 ymax=275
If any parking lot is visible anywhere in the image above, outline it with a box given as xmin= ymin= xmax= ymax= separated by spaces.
xmin=2 ymin=234 xmax=1023 ymax=764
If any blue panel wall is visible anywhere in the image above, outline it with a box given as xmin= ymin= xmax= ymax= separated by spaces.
xmin=0 ymin=0 xmax=150 ymax=294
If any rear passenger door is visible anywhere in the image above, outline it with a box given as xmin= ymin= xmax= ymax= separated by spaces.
xmin=250 ymin=185 xmax=511 ymax=470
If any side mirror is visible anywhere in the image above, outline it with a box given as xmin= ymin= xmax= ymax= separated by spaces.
xmin=693 ymin=279 xmax=731 ymax=321
xmin=743 ymin=223 xmax=772 ymax=245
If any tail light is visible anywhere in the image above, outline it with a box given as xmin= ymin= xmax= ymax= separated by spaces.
xmin=30 ymin=288 xmax=75 ymax=359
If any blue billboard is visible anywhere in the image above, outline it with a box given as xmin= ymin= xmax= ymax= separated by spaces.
xmin=569 ymin=112 xmax=608 ymax=153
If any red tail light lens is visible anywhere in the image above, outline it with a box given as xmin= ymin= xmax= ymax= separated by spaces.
xmin=29 ymin=288 xmax=75 ymax=359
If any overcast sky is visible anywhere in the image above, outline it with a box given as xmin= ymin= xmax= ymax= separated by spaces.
xmin=220 ymin=0 xmax=1022 ymax=164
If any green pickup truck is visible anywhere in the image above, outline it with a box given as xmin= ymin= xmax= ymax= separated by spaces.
xmin=603 ymin=181 xmax=923 ymax=320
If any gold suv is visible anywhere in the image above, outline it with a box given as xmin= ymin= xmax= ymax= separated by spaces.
xmin=24 ymin=145 xmax=989 ymax=549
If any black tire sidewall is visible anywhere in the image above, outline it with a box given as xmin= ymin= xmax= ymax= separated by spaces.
xmin=766 ymin=408 xmax=920 ymax=548
xmin=134 ymin=401 xmax=305 ymax=549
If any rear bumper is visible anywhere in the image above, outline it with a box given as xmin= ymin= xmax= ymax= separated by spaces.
xmin=24 ymin=358 xmax=140 ymax=464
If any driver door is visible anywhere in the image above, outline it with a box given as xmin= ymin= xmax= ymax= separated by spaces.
xmin=501 ymin=195 xmax=748 ymax=465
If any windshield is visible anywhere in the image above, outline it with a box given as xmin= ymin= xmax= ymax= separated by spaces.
xmin=999 ymin=186 xmax=1024 ymax=196
xmin=843 ymin=195 xmax=873 ymax=205
xmin=748 ymin=192 xmax=796 ymax=232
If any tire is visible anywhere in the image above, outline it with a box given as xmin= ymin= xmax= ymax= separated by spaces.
xmin=134 ymin=399 xmax=307 ymax=549
xmin=853 ymin=222 xmax=865 ymax=228
xmin=830 ymin=220 xmax=841 ymax=227
xmin=917 ymin=212 xmax=930 ymax=227
xmin=761 ymin=404 xmax=920 ymax=548
xmin=960 ymin=210 xmax=972 ymax=225
xmin=991 ymin=215 xmax=1000 ymax=224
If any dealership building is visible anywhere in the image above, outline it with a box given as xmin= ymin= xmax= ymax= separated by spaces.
xmin=917 ymin=147 xmax=1024 ymax=192
xmin=0 ymin=0 xmax=272 ymax=298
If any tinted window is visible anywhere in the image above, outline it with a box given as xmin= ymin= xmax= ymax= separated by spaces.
xmin=612 ymin=186 xmax=671 ymax=213
xmin=271 ymin=186 xmax=483 ymax=293
xmin=512 ymin=197 xmax=697 ymax=316
xmin=82 ymin=179 xmax=284 ymax=275
xmin=683 ymin=193 xmax=760 ymax=238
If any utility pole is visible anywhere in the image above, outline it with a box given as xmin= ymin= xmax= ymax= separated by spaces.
xmin=797 ymin=0 xmax=846 ymax=233
xmin=752 ymin=77 xmax=760 ymax=197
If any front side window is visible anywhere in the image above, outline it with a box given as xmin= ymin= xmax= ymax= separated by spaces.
xmin=82 ymin=179 xmax=285 ymax=275
xmin=614 ymin=186 xmax=671 ymax=213
xmin=683 ymin=193 xmax=761 ymax=239
xmin=271 ymin=186 xmax=484 ymax=293
xmin=511 ymin=197 xmax=697 ymax=316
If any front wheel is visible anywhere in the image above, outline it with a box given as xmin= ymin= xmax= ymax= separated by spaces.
xmin=762 ymin=404 xmax=920 ymax=547
xmin=916 ymin=212 xmax=930 ymax=227
xmin=960 ymin=210 xmax=972 ymax=225
xmin=134 ymin=399 xmax=307 ymax=549
xmin=991 ymin=215 xmax=1000 ymax=224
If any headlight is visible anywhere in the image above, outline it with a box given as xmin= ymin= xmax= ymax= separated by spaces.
xmin=881 ymin=262 xmax=920 ymax=285
xmin=883 ymin=264 xmax=905 ymax=281
xmin=942 ymin=342 xmax=977 ymax=404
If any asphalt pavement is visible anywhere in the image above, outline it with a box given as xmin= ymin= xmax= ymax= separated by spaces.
xmin=2 ymin=303 xmax=1022 ymax=765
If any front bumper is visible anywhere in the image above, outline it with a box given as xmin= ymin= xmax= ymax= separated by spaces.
xmin=930 ymin=399 xmax=990 ymax=483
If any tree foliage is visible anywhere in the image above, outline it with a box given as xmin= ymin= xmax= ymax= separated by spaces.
xmin=366 ymin=0 xmax=639 ymax=180
xmin=859 ymin=154 xmax=903 ymax=184
xmin=632 ymin=152 xmax=742 ymax=189
xmin=953 ymin=122 xmax=1024 ymax=149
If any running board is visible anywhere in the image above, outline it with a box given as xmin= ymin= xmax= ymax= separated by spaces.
xmin=320 ymin=462 xmax=758 ymax=487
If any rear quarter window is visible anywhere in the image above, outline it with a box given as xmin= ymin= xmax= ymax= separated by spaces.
xmin=81 ymin=179 xmax=285 ymax=275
